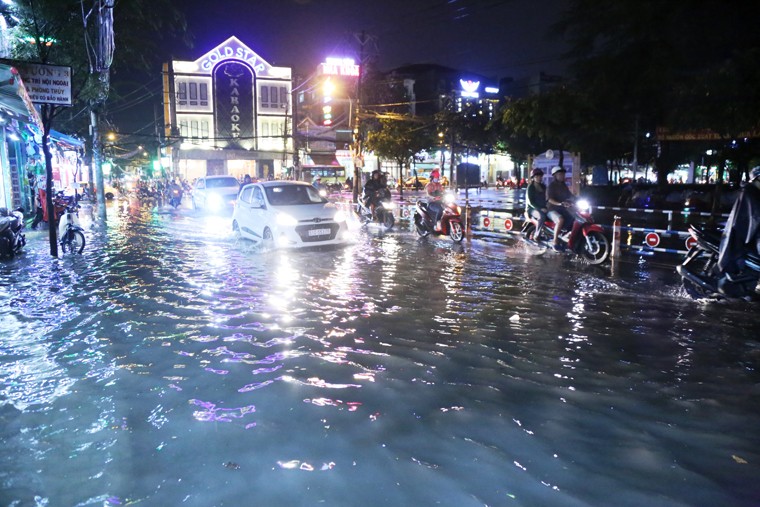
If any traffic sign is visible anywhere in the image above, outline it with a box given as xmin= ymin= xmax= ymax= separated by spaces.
xmin=483 ymin=217 xmax=491 ymax=228
xmin=504 ymin=218 xmax=513 ymax=231
xmin=685 ymin=236 xmax=697 ymax=250
xmin=645 ymin=232 xmax=660 ymax=247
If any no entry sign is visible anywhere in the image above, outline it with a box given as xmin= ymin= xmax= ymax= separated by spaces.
xmin=504 ymin=218 xmax=513 ymax=231
xmin=685 ymin=236 xmax=697 ymax=250
xmin=483 ymin=217 xmax=491 ymax=228
xmin=645 ymin=232 xmax=660 ymax=247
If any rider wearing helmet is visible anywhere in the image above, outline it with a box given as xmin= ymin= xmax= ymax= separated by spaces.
xmin=546 ymin=166 xmax=576 ymax=250
xmin=425 ymin=169 xmax=444 ymax=229
xmin=526 ymin=168 xmax=548 ymax=241
xmin=363 ymin=170 xmax=383 ymax=218
xmin=716 ymin=166 xmax=760 ymax=284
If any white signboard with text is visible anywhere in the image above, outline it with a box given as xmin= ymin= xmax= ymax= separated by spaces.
xmin=14 ymin=62 xmax=72 ymax=106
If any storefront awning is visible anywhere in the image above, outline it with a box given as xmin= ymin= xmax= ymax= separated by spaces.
xmin=304 ymin=153 xmax=342 ymax=167
xmin=0 ymin=64 xmax=42 ymax=129
xmin=51 ymin=129 xmax=84 ymax=149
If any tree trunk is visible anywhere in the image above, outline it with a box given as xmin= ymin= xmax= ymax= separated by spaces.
xmin=41 ymin=104 xmax=58 ymax=257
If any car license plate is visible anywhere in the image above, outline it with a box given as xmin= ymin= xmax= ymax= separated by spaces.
xmin=308 ymin=228 xmax=331 ymax=237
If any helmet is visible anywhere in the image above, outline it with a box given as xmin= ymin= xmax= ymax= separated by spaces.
xmin=751 ymin=166 xmax=760 ymax=181
xmin=551 ymin=166 xmax=565 ymax=176
xmin=531 ymin=168 xmax=544 ymax=177
xmin=430 ymin=169 xmax=440 ymax=180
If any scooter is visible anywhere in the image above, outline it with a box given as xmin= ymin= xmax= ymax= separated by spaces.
xmin=414 ymin=193 xmax=464 ymax=243
xmin=676 ymin=225 xmax=760 ymax=300
xmin=521 ymin=200 xmax=610 ymax=265
xmin=0 ymin=207 xmax=26 ymax=258
xmin=356 ymin=189 xmax=396 ymax=230
xmin=167 ymin=186 xmax=183 ymax=208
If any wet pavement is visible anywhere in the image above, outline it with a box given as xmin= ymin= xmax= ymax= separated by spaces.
xmin=1 ymin=198 xmax=759 ymax=506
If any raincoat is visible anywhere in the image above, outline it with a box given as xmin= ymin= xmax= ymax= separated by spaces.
xmin=717 ymin=183 xmax=760 ymax=274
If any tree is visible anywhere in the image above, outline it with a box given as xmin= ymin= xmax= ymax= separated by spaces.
xmin=364 ymin=117 xmax=436 ymax=195
xmin=9 ymin=0 xmax=188 ymax=254
xmin=557 ymin=0 xmax=760 ymax=184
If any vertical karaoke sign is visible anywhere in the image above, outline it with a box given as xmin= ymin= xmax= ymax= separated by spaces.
xmin=213 ymin=61 xmax=254 ymax=148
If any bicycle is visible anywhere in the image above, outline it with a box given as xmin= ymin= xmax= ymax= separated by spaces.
xmin=57 ymin=200 xmax=86 ymax=254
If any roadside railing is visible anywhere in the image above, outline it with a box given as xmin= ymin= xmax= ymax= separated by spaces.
xmin=334 ymin=193 xmax=728 ymax=256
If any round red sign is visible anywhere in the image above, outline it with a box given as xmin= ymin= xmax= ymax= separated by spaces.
xmin=685 ymin=236 xmax=697 ymax=250
xmin=645 ymin=232 xmax=660 ymax=247
xmin=504 ymin=219 xmax=513 ymax=231
xmin=483 ymin=217 xmax=491 ymax=228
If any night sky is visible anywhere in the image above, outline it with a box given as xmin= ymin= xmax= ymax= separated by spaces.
xmin=180 ymin=0 xmax=567 ymax=79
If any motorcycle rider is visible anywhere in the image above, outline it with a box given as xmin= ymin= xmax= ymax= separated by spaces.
xmin=425 ymin=169 xmax=445 ymax=230
xmin=526 ymin=168 xmax=548 ymax=241
xmin=168 ymin=179 xmax=183 ymax=205
xmin=716 ymin=166 xmax=760 ymax=289
xmin=362 ymin=170 xmax=383 ymax=219
xmin=546 ymin=166 xmax=576 ymax=251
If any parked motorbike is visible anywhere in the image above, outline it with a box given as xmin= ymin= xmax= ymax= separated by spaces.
xmin=57 ymin=201 xmax=86 ymax=254
xmin=414 ymin=193 xmax=464 ymax=243
xmin=0 ymin=207 xmax=26 ymax=258
xmin=676 ymin=225 xmax=760 ymax=300
xmin=356 ymin=189 xmax=396 ymax=230
xmin=521 ymin=200 xmax=610 ymax=264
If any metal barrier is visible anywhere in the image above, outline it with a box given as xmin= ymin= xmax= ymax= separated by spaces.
xmin=336 ymin=196 xmax=726 ymax=256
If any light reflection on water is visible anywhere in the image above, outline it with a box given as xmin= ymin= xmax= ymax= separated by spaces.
xmin=0 ymin=201 xmax=759 ymax=506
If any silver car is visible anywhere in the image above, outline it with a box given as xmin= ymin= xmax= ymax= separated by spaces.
xmin=191 ymin=176 xmax=240 ymax=212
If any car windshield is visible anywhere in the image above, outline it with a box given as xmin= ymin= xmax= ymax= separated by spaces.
xmin=265 ymin=185 xmax=324 ymax=206
xmin=206 ymin=177 xmax=239 ymax=189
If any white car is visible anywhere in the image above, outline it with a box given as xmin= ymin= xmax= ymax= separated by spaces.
xmin=192 ymin=175 xmax=240 ymax=212
xmin=232 ymin=181 xmax=349 ymax=248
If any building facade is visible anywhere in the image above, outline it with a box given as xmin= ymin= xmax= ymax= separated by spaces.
xmin=163 ymin=36 xmax=293 ymax=182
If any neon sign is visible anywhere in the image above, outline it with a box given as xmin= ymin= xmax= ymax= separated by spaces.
xmin=320 ymin=57 xmax=360 ymax=77
xmin=194 ymin=36 xmax=272 ymax=75
xmin=460 ymin=79 xmax=480 ymax=98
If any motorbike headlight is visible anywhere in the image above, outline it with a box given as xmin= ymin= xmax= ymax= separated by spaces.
xmin=319 ymin=189 xmax=328 ymax=198
xmin=444 ymin=193 xmax=456 ymax=204
xmin=382 ymin=201 xmax=396 ymax=209
xmin=276 ymin=213 xmax=299 ymax=226
xmin=576 ymin=199 xmax=590 ymax=211
xmin=333 ymin=210 xmax=347 ymax=222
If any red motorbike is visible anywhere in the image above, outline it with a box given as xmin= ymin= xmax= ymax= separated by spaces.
xmin=521 ymin=200 xmax=610 ymax=264
xmin=414 ymin=193 xmax=464 ymax=243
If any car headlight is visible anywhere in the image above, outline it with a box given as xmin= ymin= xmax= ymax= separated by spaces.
xmin=207 ymin=193 xmax=223 ymax=209
xmin=276 ymin=213 xmax=299 ymax=226
xmin=576 ymin=199 xmax=590 ymax=211
xmin=382 ymin=201 xmax=396 ymax=209
xmin=333 ymin=210 xmax=347 ymax=222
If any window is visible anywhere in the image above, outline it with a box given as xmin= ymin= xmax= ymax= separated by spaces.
xmin=253 ymin=187 xmax=264 ymax=205
xmin=260 ymin=84 xmax=289 ymax=110
xmin=176 ymin=78 xmax=210 ymax=110
xmin=239 ymin=186 xmax=252 ymax=204
xmin=178 ymin=117 xmax=210 ymax=140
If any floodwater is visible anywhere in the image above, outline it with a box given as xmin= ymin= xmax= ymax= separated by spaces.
xmin=1 ymin=199 xmax=759 ymax=507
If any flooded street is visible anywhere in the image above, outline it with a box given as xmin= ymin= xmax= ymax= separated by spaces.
xmin=1 ymin=200 xmax=759 ymax=507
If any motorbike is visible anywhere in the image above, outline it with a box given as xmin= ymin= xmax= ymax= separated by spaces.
xmin=414 ymin=193 xmax=464 ymax=243
xmin=676 ymin=225 xmax=760 ymax=300
xmin=521 ymin=200 xmax=610 ymax=265
xmin=167 ymin=186 xmax=183 ymax=208
xmin=356 ymin=189 xmax=396 ymax=230
xmin=57 ymin=200 xmax=86 ymax=254
xmin=0 ymin=207 xmax=26 ymax=258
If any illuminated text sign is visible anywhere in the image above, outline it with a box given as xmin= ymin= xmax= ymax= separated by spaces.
xmin=320 ymin=58 xmax=360 ymax=77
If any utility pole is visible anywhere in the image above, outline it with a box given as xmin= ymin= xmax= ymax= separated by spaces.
xmin=352 ymin=30 xmax=369 ymax=203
